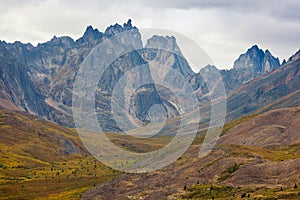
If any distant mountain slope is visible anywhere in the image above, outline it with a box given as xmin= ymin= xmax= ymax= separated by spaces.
xmin=257 ymin=90 xmax=300 ymax=113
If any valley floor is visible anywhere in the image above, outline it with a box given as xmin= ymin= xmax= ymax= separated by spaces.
xmin=1 ymin=107 xmax=300 ymax=199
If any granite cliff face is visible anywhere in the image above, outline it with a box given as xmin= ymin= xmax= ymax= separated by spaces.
xmin=0 ymin=20 xmax=286 ymax=131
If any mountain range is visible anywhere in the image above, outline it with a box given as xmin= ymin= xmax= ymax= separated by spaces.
xmin=0 ymin=19 xmax=284 ymax=132
xmin=0 ymin=19 xmax=300 ymax=199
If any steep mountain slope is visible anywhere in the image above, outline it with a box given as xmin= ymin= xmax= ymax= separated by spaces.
xmin=0 ymin=42 xmax=49 ymax=116
xmin=257 ymin=90 xmax=300 ymax=113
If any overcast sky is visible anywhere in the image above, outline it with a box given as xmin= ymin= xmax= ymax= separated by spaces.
xmin=0 ymin=0 xmax=299 ymax=69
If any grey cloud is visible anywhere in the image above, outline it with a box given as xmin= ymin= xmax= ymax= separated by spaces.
xmin=0 ymin=0 xmax=299 ymax=68
xmin=140 ymin=0 xmax=265 ymax=11
xmin=270 ymin=2 xmax=300 ymax=22
xmin=139 ymin=0 xmax=300 ymax=23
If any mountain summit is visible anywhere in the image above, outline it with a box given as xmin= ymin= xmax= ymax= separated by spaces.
xmin=76 ymin=25 xmax=103 ymax=45
xmin=233 ymin=45 xmax=280 ymax=76
xmin=104 ymin=19 xmax=137 ymax=37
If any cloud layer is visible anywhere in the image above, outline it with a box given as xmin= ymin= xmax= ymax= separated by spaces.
xmin=0 ymin=0 xmax=299 ymax=68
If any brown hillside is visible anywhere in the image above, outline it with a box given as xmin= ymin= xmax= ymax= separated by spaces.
xmin=82 ymin=107 xmax=300 ymax=199
xmin=0 ymin=109 xmax=120 ymax=199
xmin=220 ymin=107 xmax=300 ymax=147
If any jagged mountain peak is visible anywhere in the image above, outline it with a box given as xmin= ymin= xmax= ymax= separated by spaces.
xmin=123 ymin=19 xmax=134 ymax=30
xmin=233 ymin=44 xmax=280 ymax=75
xmin=246 ymin=44 xmax=264 ymax=56
xmin=264 ymin=49 xmax=273 ymax=57
xmin=85 ymin=25 xmax=94 ymax=32
xmin=249 ymin=44 xmax=260 ymax=50
xmin=104 ymin=19 xmax=137 ymax=37
xmin=83 ymin=25 xmax=101 ymax=37
xmin=76 ymin=25 xmax=103 ymax=44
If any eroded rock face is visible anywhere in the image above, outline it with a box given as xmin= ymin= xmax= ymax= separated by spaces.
xmin=0 ymin=42 xmax=49 ymax=116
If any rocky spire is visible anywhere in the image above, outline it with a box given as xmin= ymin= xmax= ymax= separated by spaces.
xmin=104 ymin=19 xmax=137 ymax=37
xmin=76 ymin=25 xmax=103 ymax=45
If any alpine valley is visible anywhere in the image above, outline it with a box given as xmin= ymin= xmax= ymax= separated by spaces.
xmin=0 ymin=20 xmax=299 ymax=199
